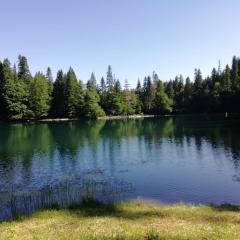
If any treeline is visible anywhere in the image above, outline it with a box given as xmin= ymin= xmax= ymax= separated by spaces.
xmin=0 ymin=55 xmax=240 ymax=120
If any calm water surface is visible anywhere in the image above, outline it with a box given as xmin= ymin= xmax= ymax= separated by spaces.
xmin=0 ymin=117 xmax=240 ymax=220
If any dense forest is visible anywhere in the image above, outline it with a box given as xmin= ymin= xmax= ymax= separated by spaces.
xmin=0 ymin=55 xmax=240 ymax=120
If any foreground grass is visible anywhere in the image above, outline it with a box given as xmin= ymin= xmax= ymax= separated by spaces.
xmin=0 ymin=200 xmax=240 ymax=240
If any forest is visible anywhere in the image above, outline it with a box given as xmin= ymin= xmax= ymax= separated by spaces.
xmin=0 ymin=55 xmax=240 ymax=120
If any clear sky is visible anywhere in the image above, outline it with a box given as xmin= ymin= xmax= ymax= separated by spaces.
xmin=0 ymin=0 xmax=240 ymax=86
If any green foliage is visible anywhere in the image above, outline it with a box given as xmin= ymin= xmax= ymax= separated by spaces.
xmin=50 ymin=70 xmax=66 ymax=118
xmin=28 ymin=73 xmax=51 ymax=119
xmin=106 ymin=91 xmax=124 ymax=115
xmin=84 ymin=82 xmax=105 ymax=118
xmin=142 ymin=77 xmax=154 ymax=113
xmin=0 ymin=59 xmax=28 ymax=120
xmin=18 ymin=55 xmax=32 ymax=84
xmin=65 ymin=68 xmax=84 ymax=118
xmin=231 ymin=56 xmax=239 ymax=91
xmin=153 ymin=81 xmax=173 ymax=114
xmin=122 ymin=90 xmax=141 ymax=115
xmin=1 ymin=54 xmax=240 ymax=120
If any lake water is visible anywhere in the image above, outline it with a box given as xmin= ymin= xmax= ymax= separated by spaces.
xmin=0 ymin=117 xmax=240 ymax=220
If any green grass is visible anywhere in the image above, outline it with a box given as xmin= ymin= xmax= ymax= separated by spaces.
xmin=0 ymin=200 xmax=240 ymax=240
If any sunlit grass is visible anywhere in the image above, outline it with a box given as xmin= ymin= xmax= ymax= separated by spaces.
xmin=0 ymin=200 xmax=240 ymax=240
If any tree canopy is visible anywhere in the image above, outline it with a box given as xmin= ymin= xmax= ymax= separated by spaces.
xmin=1 ymin=55 xmax=240 ymax=120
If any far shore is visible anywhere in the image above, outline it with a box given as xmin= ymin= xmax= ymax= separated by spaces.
xmin=0 ymin=113 xmax=237 ymax=123
xmin=35 ymin=113 xmax=236 ymax=122
xmin=97 ymin=114 xmax=155 ymax=120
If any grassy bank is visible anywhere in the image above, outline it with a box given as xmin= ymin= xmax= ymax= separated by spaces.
xmin=0 ymin=200 xmax=240 ymax=240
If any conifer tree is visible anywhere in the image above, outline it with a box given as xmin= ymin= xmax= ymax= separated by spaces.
xmin=231 ymin=56 xmax=239 ymax=91
xmin=84 ymin=78 xmax=105 ymax=118
xmin=65 ymin=67 xmax=84 ymax=118
xmin=51 ymin=70 xmax=66 ymax=117
xmin=88 ymin=72 xmax=97 ymax=88
xmin=98 ymin=77 xmax=107 ymax=110
xmin=183 ymin=77 xmax=193 ymax=111
xmin=46 ymin=67 xmax=53 ymax=83
xmin=153 ymin=80 xmax=173 ymax=114
xmin=29 ymin=73 xmax=51 ymax=119
xmin=106 ymin=65 xmax=114 ymax=92
xmin=223 ymin=65 xmax=231 ymax=92
xmin=0 ymin=59 xmax=28 ymax=120
xmin=18 ymin=55 xmax=32 ymax=84
xmin=143 ymin=76 xmax=154 ymax=113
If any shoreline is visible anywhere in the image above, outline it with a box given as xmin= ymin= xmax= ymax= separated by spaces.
xmin=97 ymin=114 xmax=155 ymax=120
xmin=0 ymin=113 xmax=238 ymax=123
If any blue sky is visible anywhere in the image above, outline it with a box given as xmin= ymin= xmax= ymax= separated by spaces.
xmin=0 ymin=0 xmax=240 ymax=86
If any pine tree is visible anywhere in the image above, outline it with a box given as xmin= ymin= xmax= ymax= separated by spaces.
xmin=136 ymin=79 xmax=142 ymax=97
xmin=211 ymin=68 xmax=218 ymax=90
xmin=46 ymin=67 xmax=53 ymax=83
xmin=153 ymin=80 xmax=173 ymax=114
xmin=143 ymin=76 xmax=154 ymax=113
xmin=183 ymin=77 xmax=193 ymax=112
xmin=108 ymin=92 xmax=124 ymax=115
xmin=106 ymin=65 xmax=114 ymax=92
xmin=29 ymin=73 xmax=51 ymax=119
xmin=231 ymin=56 xmax=239 ymax=91
xmin=165 ymin=80 xmax=174 ymax=99
xmin=65 ymin=67 xmax=84 ymax=118
xmin=18 ymin=55 xmax=32 ymax=84
xmin=193 ymin=69 xmax=203 ymax=95
xmin=98 ymin=77 xmax=107 ymax=110
xmin=87 ymin=72 xmax=97 ymax=88
xmin=223 ymin=65 xmax=231 ymax=92
xmin=104 ymin=66 xmax=123 ymax=115
xmin=51 ymin=70 xmax=66 ymax=117
xmin=84 ymin=78 xmax=105 ymax=118
xmin=0 ymin=59 xmax=28 ymax=120
xmin=114 ymin=79 xmax=122 ymax=93
xmin=173 ymin=75 xmax=184 ymax=112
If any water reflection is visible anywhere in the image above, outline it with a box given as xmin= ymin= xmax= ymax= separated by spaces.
xmin=0 ymin=117 xmax=240 ymax=220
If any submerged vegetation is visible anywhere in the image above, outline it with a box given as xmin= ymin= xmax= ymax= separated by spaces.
xmin=1 ymin=55 xmax=240 ymax=120
xmin=0 ymin=200 xmax=240 ymax=240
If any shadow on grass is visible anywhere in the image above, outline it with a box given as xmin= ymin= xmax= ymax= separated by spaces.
xmin=209 ymin=203 xmax=240 ymax=212
xmin=8 ymin=198 xmax=240 ymax=227
xmin=67 ymin=198 xmax=165 ymax=220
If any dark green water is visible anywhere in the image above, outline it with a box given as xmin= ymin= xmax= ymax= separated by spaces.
xmin=0 ymin=117 xmax=240 ymax=220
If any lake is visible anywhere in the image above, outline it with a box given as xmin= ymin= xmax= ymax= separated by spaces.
xmin=0 ymin=116 xmax=240 ymax=220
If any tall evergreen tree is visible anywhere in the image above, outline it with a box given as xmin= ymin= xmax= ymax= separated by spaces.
xmin=135 ymin=79 xmax=143 ymax=113
xmin=84 ymin=78 xmax=105 ymax=118
xmin=29 ymin=73 xmax=51 ymax=119
xmin=193 ymin=69 xmax=203 ymax=95
xmin=231 ymin=56 xmax=239 ymax=91
xmin=0 ymin=59 xmax=27 ymax=120
xmin=143 ymin=76 xmax=154 ymax=113
xmin=153 ymin=80 xmax=173 ymax=114
xmin=106 ymin=65 xmax=114 ymax=92
xmin=165 ymin=80 xmax=174 ymax=99
xmin=46 ymin=67 xmax=53 ymax=83
xmin=98 ymin=77 xmax=107 ymax=110
xmin=114 ymin=79 xmax=122 ymax=93
xmin=65 ymin=67 xmax=84 ymax=118
xmin=183 ymin=77 xmax=193 ymax=112
xmin=18 ymin=55 xmax=31 ymax=84
xmin=51 ymin=70 xmax=66 ymax=118
xmin=136 ymin=79 xmax=142 ymax=97
xmin=87 ymin=72 xmax=97 ymax=88
xmin=223 ymin=65 xmax=231 ymax=92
